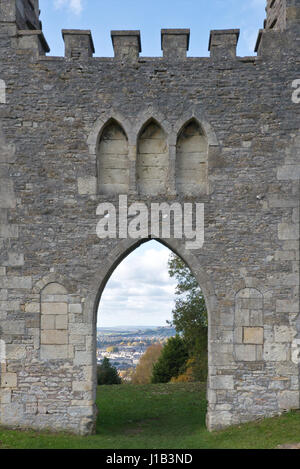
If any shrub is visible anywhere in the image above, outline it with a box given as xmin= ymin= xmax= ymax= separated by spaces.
xmin=97 ymin=357 xmax=122 ymax=385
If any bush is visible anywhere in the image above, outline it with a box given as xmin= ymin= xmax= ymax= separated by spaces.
xmin=151 ymin=335 xmax=188 ymax=384
xmin=97 ymin=357 xmax=122 ymax=385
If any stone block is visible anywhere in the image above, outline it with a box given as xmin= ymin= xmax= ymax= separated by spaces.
xmin=274 ymin=326 xmax=296 ymax=343
xmin=3 ymin=252 xmax=24 ymax=266
xmin=1 ymin=320 xmax=25 ymax=334
xmin=268 ymin=196 xmax=299 ymax=208
xmin=278 ymin=223 xmax=299 ymax=240
xmin=239 ymin=298 xmax=263 ymax=310
xmin=41 ymin=330 xmax=68 ymax=345
xmin=278 ymin=391 xmax=299 ymax=410
xmin=1 ymin=372 xmax=17 ymax=387
xmin=68 ymin=304 xmax=82 ymax=314
xmin=235 ymin=308 xmax=249 ymax=326
xmin=56 ymin=315 xmax=68 ymax=330
xmin=40 ymin=345 xmax=69 ymax=360
xmin=0 ymin=225 xmax=18 ymax=238
xmin=78 ymin=177 xmax=97 ymax=195
xmin=0 ymin=79 xmax=6 ymax=104
xmin=210 ymin=375 xmax=234 ymax=390
xmin=243 ymin=327 xmax=264 ymax=345
xmin=74 ymin=351 xmax=93 ymax=366
xmin=67 ymin=406 xmax=94 ymax=418
xmin=234 ymin=326 xmax=243 ymax=343
xmin=41 ymin=315 xmax=55 ymax=330
xmin=0 ymin=276 xmax=31 ymax=289
xmin=249 ymin=310 xmax=263 ymax=326
xmin=0 ymin=180 xmax=16 ymax=208
xmin=292 ymin=208 xmax=299 ymax=223
xmin=276 ymin=300 xmax=299 ymax=313
xmin=41 ymin=302 xmax=68 ymax=315
xmin=69 ymin=334 xmax=85 ymax=345
xmin=42 ymin=294 xmax=68 ymax=303
xmin=275 ymin=250 xmax=295 ymax=261
xmin=72 ymin=381 xmax=93 ymax=392
xmin=235 ymin=344 xmax=257 ymax=361
xmin=25 ymin=302 xmax=40 ymax=313
xmin=6 ymin=344 xmax=26 ymax=359
xmin=0 ymin=300 xmax=20 ymax=311
xmin=277 ymin=165 xmax=300 ymax=180
xmin=206 ymin=410 xmax=233 ymax=431
xmin=1 ymin=389 xmax=11 ymax=404
xmin=69 ymin=323 xmax=93 ymax=335
xmin=263 ymin=343 xmax=289 ymax=362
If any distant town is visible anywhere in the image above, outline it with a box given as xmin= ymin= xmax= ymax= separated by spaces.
xmin=96 ymin=326 xmax=176 ymax=376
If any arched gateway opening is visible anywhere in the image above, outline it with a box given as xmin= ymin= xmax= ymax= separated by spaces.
xmin=86 ymin=237 xmax=216 ymax=431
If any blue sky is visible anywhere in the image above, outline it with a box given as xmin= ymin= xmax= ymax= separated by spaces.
xmin=38 ymin=1 xmax=267 ymax=327
xmin=40 ymin=0 xmax=266 ymax=58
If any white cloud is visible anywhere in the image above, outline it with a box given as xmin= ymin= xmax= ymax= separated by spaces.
xmin=97 ymin=241 xmax=178 ymax=327
xmin=54 ymin=0 xmax=83 ymax=15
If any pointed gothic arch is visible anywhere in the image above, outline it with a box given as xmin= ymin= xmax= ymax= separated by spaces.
xmin=97 ymin=118 xmax=129 ymax=195
xmin=176 ymin=118 xmax=208 ymax=195
xmin=136 ymin=119 xmax=169 ymax=195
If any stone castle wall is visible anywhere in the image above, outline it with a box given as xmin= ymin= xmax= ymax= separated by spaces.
xmin=0 ymin=0 xmax=299 ymax=434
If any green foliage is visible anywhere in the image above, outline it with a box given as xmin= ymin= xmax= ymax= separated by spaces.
xmin=151 ymin=335 xmax=188 ymax=383
xmin=97 ymin=357 xmax=121 ymax=385
xmin=168 ymin=253 xmax=208 ymax=381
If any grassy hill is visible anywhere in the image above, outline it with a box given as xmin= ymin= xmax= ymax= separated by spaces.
xmin=0 ymin=382 xmax=300 ymax=449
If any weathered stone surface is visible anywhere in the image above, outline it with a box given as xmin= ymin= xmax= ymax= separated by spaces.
xmin=263 ymin=343 xmax=289 ymax=362
xmin=5 ymin=345 xmax=26 ymax=360
xmin=278 ymin=223 xmax=299 ymax=240
xmin=68 ymin=304 xmax=82 ymax=314
xmin=235 ymin=344 xmax=257 ymax=361
xmin=278 ymin=391 xmax=300 ymax=410
xmin=0 ymin=79 xmax=6 ymax=104
xmin=1 ymin=372 xmax=17 ymax=388
xmin=210 ymin=375 xmax=234 ymax=390
xmin=41 ymin=303 xmax=68 ymax=315
xmin=0 ymin=0 xmax=299 ymax=437
xmin=41 ymin=330 xmax=68 ymax=345
xmin=24 ymin=302 xmax=40 ymax=313
xmin=55 ymin=315 xmax=68 ymax=330
xmin=274 ymin=326 xmax=296 ymax=343
xmin=78 ymin=177 xmax=97 ymax=195
xmin=40 ymin=345 xmax=69 ymax=360
xmin=243 ymin=327 xmax=264 ymax=345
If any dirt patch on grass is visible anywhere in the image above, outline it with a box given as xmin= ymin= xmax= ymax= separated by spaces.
xmin=277 ymin=443 xmax=300 ymax=449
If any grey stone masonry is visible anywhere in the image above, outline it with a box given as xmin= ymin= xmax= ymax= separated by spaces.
xmin=0 ymin=0 xmax=299 ymax=435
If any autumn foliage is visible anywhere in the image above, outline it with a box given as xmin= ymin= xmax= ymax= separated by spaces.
xmin=131 ymin=343 xmax=163 ymax=384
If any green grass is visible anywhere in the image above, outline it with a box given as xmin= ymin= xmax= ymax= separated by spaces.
xmin=0 ymin=382 xmax=300 ymax=449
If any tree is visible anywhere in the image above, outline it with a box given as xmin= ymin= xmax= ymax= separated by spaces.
xmin=97 ymin=357 xmax=122 ymax=385
xmin=131 ymin=343 xmax=163 ymax=384
xmin=168 ymin=253 xmax=208 ymax=382
xmin=151 ymin=335 xmax=188 ymax=383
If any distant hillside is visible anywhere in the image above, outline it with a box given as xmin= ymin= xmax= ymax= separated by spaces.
xmin=97 ymin=326 xmax=177 ymax=338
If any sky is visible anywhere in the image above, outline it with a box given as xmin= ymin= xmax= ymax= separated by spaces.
xmin=97 ymin=241 xmax=177 ymax=327
xmin=38 ymin=0 xmax=267 ymax=327
xmin=39 ymin=0 xmax=267 ymax=58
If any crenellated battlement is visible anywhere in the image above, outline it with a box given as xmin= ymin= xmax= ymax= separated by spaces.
xmin=0 ymin=0 xmax=299 ymax=61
